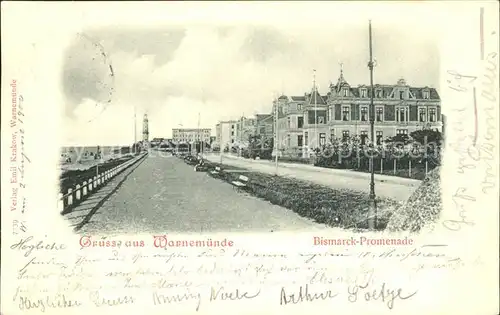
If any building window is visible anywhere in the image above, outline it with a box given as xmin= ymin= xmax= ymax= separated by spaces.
xmin=360 ymin=130 xmax=368 ymax=145
xmin=342 ymin=106 xmax=350 ymax=121
xmin=298 ymin=135 xmax=303 ymax=147
xmin=287 ymin=117 xmax=291 ymax=128
xmin=423 ymin=90 xmax=430 ymax=99
xmin=376 ymin=107 xmax=383 ymax=122
xmin=298 ymin=104 xmax=302 ymax=111
xmin=319 ymin=133 xmax=326 ymax=146
xmin=429 ymin=108 xmax=437 ymax=122
xmin=399 ymin=91 xmax=405 ymax=100
xmin=342 ymin=130 xmax=350 ymax=142
xmin=360 ymin=107 xmax=368 ymax=121
xmin=397 ymin=129 xmax=408 ymax=135
xmin=343 ymin=89 xmax=349 ymax=97
xmin=297 ymin=116 xmax=304 ymax=128
xmin=330 ymin=129 xmax=335 ymax=142
xmin=304 ymin=132 xmax=308 ymax=145
xmin=231 ymin=131 xmax=234 ymax=136
xmin=376 ymin=131 xmax=383 ymax=145
xmin=396 ymin=107 xmax=409 ymax=122
xmin=419 ymin=108 xmax=426 ymax=122
xmin=231 ymin=125 xmax=234 ymax=129
xmin=376 ymin=89 xmax=382 ymax=98
xmin=361 ymin=89 xmax=367 ymax=98
xmin=287 ymin=134 xmax=291 ymax=147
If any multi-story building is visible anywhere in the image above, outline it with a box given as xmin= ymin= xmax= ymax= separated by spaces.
xmin=275 ymin=69 xmax=441 ymax=157
xmin=235 ymin=117 xmax=257 ymax=144
xmin=172 ymin=128 xmax=212 ymax=143
xmin=216 ymin=117 xmax=258 ymax=149
xmin=215 ymin=120 xmax=237 ymax=149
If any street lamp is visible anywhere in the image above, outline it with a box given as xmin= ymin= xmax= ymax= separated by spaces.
xmin=273 ymin=94 xmax=279 ymax=175
xmin=367 ymin=20 xmax=377 ymax=230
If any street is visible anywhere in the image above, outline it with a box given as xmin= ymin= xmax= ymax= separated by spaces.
xmin=204 ymin=154 xmax=417 ymax=202
xmin=78 ymin=154 xmax=328 ymax=234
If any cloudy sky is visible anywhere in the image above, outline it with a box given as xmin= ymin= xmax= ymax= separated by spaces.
xmin=61 ymin=17 xmax=439 ymax=146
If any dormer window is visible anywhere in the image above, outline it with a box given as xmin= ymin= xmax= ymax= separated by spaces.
xmin=361 ymin=89 xmax=367 ymax=98
xmin=343 ymin=88 xmax=349 ymax=97
xmin=376 ymin=89 xmax=382 ymax=98
xmin=399 ymin=91 xmax=405 ymax=100
xmin=423 ymin=90 xmax=430 ymax=99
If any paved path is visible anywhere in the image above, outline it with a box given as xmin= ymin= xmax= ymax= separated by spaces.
xmin=75 ymin=155 xmax=328 ymax=235
xmin=204 ymin=154 xmax=417 ymax=202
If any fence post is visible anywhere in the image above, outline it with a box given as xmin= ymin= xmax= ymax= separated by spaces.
xmin=393 ymin=159 xmax=396 ymax=175
xmin=76 ymin=184 xmax=81 ymax=201
xmin=68 ymin=188 xmax=73 ymax=206
xmin=409 ymin=160 xmax=412 ymax=177
xmin=94 ymin=175 xmax=98 ymax=186
xmin=83 ymin=181 xmax=87 ymax=196
xmin=58 ymin=193 xmax=64 ymax=212
xmin=425 ymin=160 xmax=428 ymax=174
xmin=380 ymin=158 xmax=383 ymax=174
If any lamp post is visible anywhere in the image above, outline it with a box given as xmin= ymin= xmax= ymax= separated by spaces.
xmin=219 ymin=122 xmax=223 ymax=164
xmin=274 ymin=95 xmax=279 ymax=175
xmin=313 ymin=69 xmax=317 ymax=153
xmin=367 ymin=20 xmax=377 ymax=230
xmin=133 ymin=105 xmax=137 ymax=154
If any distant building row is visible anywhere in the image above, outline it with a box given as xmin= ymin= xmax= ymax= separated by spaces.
xmin=214 ymin=69 xmax=442 ymax=156
xmin=172 ymin=128 xmax=212 ymax=143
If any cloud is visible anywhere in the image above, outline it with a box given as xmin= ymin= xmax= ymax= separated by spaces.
xmin=61 ymin=23 xmax=439 ymax=145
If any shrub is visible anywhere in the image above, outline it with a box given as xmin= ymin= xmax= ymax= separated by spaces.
xmin=386 ymin=167 xmax=442 ymax=232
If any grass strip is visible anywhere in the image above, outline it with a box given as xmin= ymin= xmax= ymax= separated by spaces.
xmin=191 ymin=158 xmax=402 ymax=230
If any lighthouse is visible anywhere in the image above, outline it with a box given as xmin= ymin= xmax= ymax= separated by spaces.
xmin=142 ymin=114 xmax=149 ymax=143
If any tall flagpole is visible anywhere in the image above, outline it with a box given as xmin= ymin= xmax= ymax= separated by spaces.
xmin=197 ymin=112 xmax=201 ymax=155
xmin=313 ymin=69 xmax=317 ymax=150
xmin=134 ymin=105 xmax=137 ymax=154
xmin=274 ymin=95 xmax=279 ymax=175
xmin=368 ymin=20 xmax=377 ymax=230
xmin=219 ymin=121 xmax=223 ymax=164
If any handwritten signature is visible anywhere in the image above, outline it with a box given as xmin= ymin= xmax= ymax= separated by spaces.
xmin=347 ymin=270 xmax=417 ymax=310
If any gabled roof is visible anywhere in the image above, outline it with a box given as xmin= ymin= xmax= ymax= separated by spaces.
xmin=307 ymin=89 xmax=327 ymax=105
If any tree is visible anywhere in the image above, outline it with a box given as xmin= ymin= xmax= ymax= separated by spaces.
xmin=410 ymin=129 xmax=442 ymax=146
xmin=386 ymin=134 xmax=410 ymax=148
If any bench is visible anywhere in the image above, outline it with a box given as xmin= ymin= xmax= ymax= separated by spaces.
xmin=210 ymin=166 xmax=222 ymax=175
xmin=231 ymin=175 xmax=249 ymax=191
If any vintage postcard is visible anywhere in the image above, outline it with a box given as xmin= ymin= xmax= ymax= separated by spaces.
xmin=1 ymin=1 xmax=499 ymax=314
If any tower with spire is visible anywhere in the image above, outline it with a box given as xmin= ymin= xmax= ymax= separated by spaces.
xmin=142 ymin=113 xmax=149 ymax=143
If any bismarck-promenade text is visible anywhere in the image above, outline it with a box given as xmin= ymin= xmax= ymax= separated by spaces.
xmin=314 ymin=236 xmax=414 ymax=246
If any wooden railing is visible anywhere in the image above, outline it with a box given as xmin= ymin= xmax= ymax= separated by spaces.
xmin=59 ymin=152 xmax=147 ymax=214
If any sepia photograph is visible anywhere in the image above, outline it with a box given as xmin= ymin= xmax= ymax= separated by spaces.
xmin=57 ymin=19 xmax=443 ymax=235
